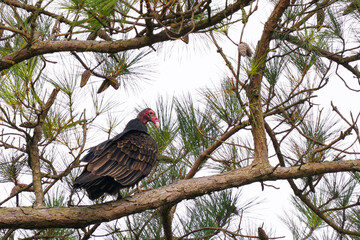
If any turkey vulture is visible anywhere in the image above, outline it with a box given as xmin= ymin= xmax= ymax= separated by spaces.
xmin=74 ymin=108 xmax=159 ymax=200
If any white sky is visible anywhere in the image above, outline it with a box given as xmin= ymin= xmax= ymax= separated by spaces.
xmin=1 ymin=0 xmax=359 ymax=238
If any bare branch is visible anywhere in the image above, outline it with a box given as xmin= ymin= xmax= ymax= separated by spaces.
xmin=1 ymin=160 xmax=360 ymax=229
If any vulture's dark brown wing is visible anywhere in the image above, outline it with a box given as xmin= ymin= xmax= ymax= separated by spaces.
xmin=87 ymin=131 xmax=158 ymax=186
xmin=74 ymin=130 xmax=158 ymax=199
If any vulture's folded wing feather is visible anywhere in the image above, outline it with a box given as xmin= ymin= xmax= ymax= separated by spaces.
xmin=84 ymin=131 xmax=157 ymax=187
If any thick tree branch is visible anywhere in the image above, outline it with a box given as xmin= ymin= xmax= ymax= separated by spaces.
xmin=1 ymin=160 xmax=360 ymax=229
xmin=27 ymin=88 xmax=60 ymax=206
xmin=0 ymin=0 xmax=252 ymax=71
xmin=246 ymin=0 xmax=290 ymax=166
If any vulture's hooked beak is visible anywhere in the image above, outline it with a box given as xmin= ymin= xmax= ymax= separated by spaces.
xmin=151 ymin=117 xmax=160 ymax=128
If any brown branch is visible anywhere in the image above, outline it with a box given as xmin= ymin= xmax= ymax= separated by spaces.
xmin=2 ymin=229 xmax=15 ymax=239
xmin=1 ymin=160 xmax=360 ymax=229
xmin=0 ymin=24 xmax=30 ymax=39
xmin=209 ymin=30 xmax=239 ymax=84
xmin=0 ymin=0 xmax=253 ymax=71
xmin=81 ymin=223 xmax=101 ymax=240
xmin=245 ymin=0 xmax=290 ymax=166
xmin=159 ymin=204 xmax=173 ymax=240
xmin=27 ymin=88 xmax=60 ymax=206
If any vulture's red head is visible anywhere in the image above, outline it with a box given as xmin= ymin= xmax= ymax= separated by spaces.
xmin=138 ymin=108 xmax=160 ymax=128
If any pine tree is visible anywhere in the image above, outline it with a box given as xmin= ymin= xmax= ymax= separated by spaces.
xmin=1 ymin=0 xmax=360 ymax=239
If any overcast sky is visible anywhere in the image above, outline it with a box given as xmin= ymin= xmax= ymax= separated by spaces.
xmin=2 ymin=0 xmax=359 ymax=237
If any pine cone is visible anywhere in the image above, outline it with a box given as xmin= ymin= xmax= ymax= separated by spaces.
xmin=258 ymin=227 xmax=269 ymax=240
xmin=20 ymin=121 xmax=38 ymax=128
xmin=80 ymin=69 xmax=92 ymax=87
xmin=238 ymin=42 xmax=253 ymax=57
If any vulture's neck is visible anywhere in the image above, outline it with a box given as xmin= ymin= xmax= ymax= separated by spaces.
xmin=124 ymin=118 xmax=148 ymax=133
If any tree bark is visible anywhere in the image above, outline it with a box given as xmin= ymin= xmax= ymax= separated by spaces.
xmin=0 ymin=0 xmax=253 ymax=71
xmin=245 ymin=0 xmax=290 ymax=166
xmin=1 ymin=159 xmax=360 ymax=229
xmin=27 ymin=88 xmax=60 ymax=206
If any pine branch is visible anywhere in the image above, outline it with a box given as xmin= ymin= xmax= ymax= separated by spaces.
xmin=277 ymin=33 xmax=360 ymax=78
xmin=0 ymin=0 xmax=254 ymax=71
xmin=1 ymin=160 xmax=360 ymax=229
xmin=27 ymin=88 xmax=60 ymax=207
xmin=245 ymin=0 xmax=290 ymax=167
xmin=159 ymin=204 xmax=173 ymax=240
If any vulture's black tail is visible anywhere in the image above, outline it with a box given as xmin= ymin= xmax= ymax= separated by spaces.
xmin=74 ymin=172 xmax=122 ymax=200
